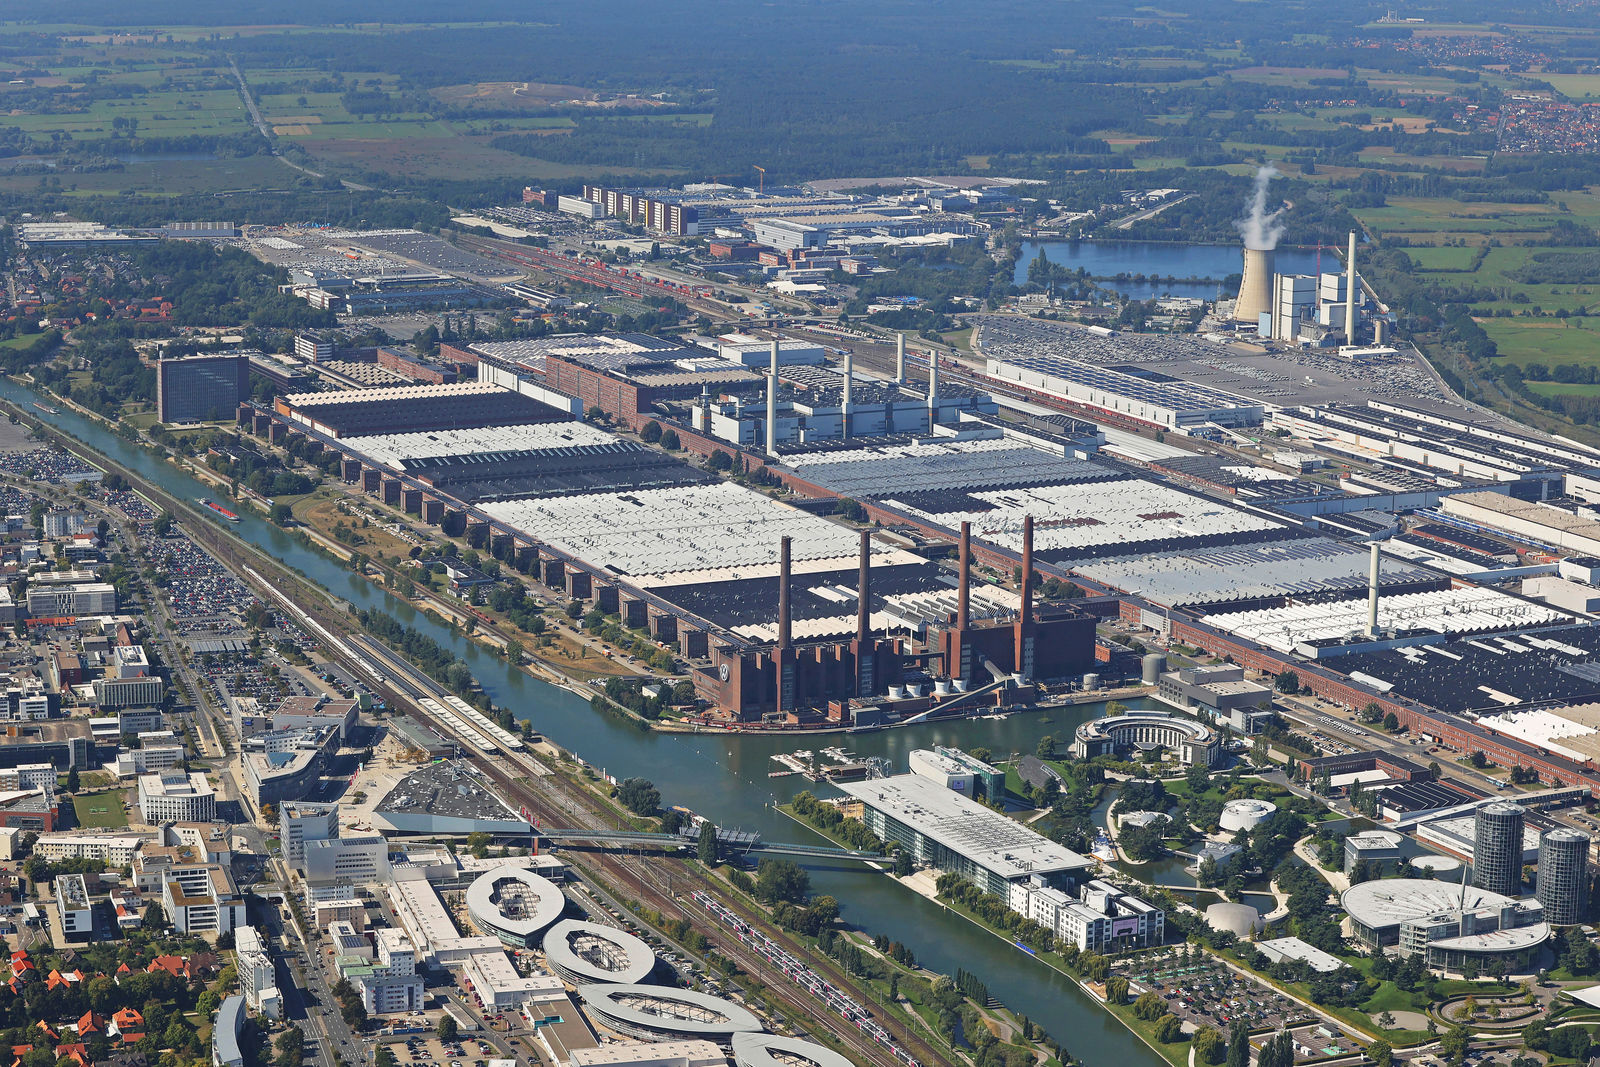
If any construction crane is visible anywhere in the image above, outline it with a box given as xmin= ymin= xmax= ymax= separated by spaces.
xmin=752 ymin=164 xmax=766 ymax=194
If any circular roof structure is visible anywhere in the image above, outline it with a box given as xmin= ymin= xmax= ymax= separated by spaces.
xmin=1340 ymin=877 xmax=1550 ymax=955
xmin=1411 ymin=855 xmax=1462 ymax=877
xmin=1219 ymin=798 xmax=1277 ymax=832
xmin=1205 ymin=901 xmax=1262 ymax=937
xmin=733 ymin=1033 xmax=856 ymax=1067
xmin=466 ymin=866 xmax=566 ymax=946
xmin=542 ymin=919 xmax=656 ymax=986
xmin=577 ymin=983 xmax=763 ymax=1043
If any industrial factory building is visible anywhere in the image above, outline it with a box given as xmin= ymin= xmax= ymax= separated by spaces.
xmin=985 ymin=351 xmax=1264 ymax=430
xmin=277 ymin=382 xmax=568 ymax=438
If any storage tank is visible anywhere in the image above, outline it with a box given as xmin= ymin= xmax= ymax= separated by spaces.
xmin=1083 ymin=672 xmax=1101 ymax=690
xmin=1141 ymin=653 xmax=1167 ymax=685
xmin=1411 ymin=854 xmax=1462 ymax=880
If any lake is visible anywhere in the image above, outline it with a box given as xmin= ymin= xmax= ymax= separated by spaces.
xmin=1016 ymin=240 xmax=1328 ymax=300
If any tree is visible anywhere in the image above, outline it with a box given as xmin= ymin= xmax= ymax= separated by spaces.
xmin=437 ymin=1016 xmax=458 ymax=1041
xmin=1360 ymin=702 xmax=1383 ymax=724
xmin=1134 ymin=991 xmax=1165 ymax=1021
xmin=466 ymin=831 xmax=490 ymax=859
xmin=617 ymin=777 xmax=661 ymax=817
xmin=756 ymin=858 xmax=811 ymax=904
xmin=640 ymin=420 xmax=663 ymax=443
xmin=1154 ymin=1015 xmax=1183 ymax=1043
xmin=64 ymin=768 xmax=78 ymax=793
xmin=1193 ymin=1026 xmax=1225 ymax=1065
xmin=1036 ymin=734 xmax=1056 ymax=759
xmin=1367 ymin=1042 xmax=1392 ymax=1067
xmin=153 ymin=511 xmax=174 ymax=537
xmin=698 ymin=821 xmax=720 ymax=865
xmin=1105 ymin=975 xmax=1129 ymax=1005
xmin=1274 ymin=670 xmax=1299 ymax=693
xmin=270 ymin=502 xmax=293 ymax=525
xmin=659 ymin=429 xmax=680 ymax=450
xmin=893 ymin=849 xmax=914 ymax=877
xmin=1439 ymin=1024 xmax=1469 ymax=1067
xmin=1227 ymin=1018 xmax=1250 ymax=1067
xmin=1469 ymin=750 xmax=1489 ymax=769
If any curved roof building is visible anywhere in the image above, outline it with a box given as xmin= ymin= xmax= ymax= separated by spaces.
xmin=1204 ymin=901 xmax=1263 ymax=937
xmin=1219 ymin=798 xmax=1277 ymax=832
xmin=577 ymin=984 xmax=763 ymax=1044
xmin=466 ymin=866 xmax=566 ymax=948
xmin=1072 ymin=711 xmax=1220 ymax=768
xmin=732 ymin=1033 xmax=857 ymax=1067
xmin=1341 ymin=877 xmax=1549 ymax=973
xmin=543 ymin=919 xmax=656 ymax=986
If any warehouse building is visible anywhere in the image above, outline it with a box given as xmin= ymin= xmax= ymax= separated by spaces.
xmin=985 ymin=351 xmax=1264 ymax=429
xmin=276 ymin=382 xmax=568 ymax=438
xmin=837 ymin=773 xmax=1093 ymax=897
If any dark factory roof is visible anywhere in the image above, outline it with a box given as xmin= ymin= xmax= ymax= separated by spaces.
xmin=659 ymin=560 xmax=944 ymax=631
xmin=1042 ymin=526 xmax=1310 ymax=567
xmin=1334 ymin=626 xmax=1600 ymax=713
xmin=1410 ymin=522 xmax=1518 ymax=560
xmin=1377 ymin=778 xmax=1484 ymax=814
xmin=401 ymin=441 xmax=714 ymax=502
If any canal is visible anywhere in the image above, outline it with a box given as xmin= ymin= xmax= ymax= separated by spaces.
xmin=5 ymin=377 xmax=1167 ymax=1067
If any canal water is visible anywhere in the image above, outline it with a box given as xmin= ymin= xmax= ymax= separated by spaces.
xmin=1014 ymin=240 xmax=1326 ymax=300
xmin=6 ymin=378 xmax=1166 ymax=1066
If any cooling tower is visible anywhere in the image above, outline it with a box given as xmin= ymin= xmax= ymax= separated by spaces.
xmin=1234 ymin=246 xmax=1275 ymax=325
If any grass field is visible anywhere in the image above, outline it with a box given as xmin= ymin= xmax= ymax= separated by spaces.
xmin=1480 ymin=319 xmax=1600 ymax=367
xmin=1405 ymin=246 xmax=1481 ymax=270
xmin=1528 ymin=381 xmax=1600 ymax=398
xmin=72 ymin=790 xmax=129 ymax=829
xmin=0 ymin=155 xmax=306 ymax=197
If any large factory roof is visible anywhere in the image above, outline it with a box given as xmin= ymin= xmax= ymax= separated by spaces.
xmin=1478 ymin=704 xmax=1600 ymax=765
xmin=342 ymin=422 xmax=611 ymax=467
xmin=513 ymin=332 xmax=687 ymax=373
xmin=1334 ymin=626 xmax=1600 ymax=713
xmin=837 ymin=773 xmax=1092 ymax=882
xmin=885 ymin=478 xmax=1286 ymax=562
xmin=1073 ymin=538 xmax=1444 ymax=609
xmin=479 ymin=481 xmax=885 ymax=585
xmin=776 ymin=439 xmax=1114 ymax=499
xmin=1204 ymin=587 xmax=1568 ymax=654
xmin=1302 ymin=402 xmax=1600 ymax=476
xmin=282 ymin=381 xmax=506 ymax=409
xmin=987 ymin=352 xmax=1258 ymax=416
xmin=378 ymin=761 xmax=522 ymax=822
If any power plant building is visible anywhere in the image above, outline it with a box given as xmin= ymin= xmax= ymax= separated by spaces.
xmin=1233 ymin=247 xmax=1274 ymax=325
xmin=1537 ymin=827 xmax=1590 ymax=925
xmin=984 ymin=351 xmax=1265 ymax=429
xmin=1474 ymin=801 xmax=1527 ymax=898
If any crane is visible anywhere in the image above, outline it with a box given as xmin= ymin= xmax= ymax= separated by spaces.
xmin=752 ymin=164 xmax=766 ymax=194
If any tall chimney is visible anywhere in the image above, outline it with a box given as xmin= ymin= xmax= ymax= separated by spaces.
xmin=856 ymin=528 xmax=871 ymax=644
xmin=778 ymin=535 xmax=792 ymax=650
xmin=956 ymin=521 xmax=971 ymax=630
xmin=1345 ymin=230 xmax=1358 ymax=345
xmin=927 ymin=350 xmax=940 ymax=427
xmin=1016 ymin=515 xmax=1035 ymax=679
xmin=841 ymin=348 xmax=854 ymax=440
xmin=1367 ymin=540 xmax=1381 ymax=638
xmin=895 ymin=332 xmax=906 ymax=384
xmin=765 ymin=338 xmax=780 ymax=457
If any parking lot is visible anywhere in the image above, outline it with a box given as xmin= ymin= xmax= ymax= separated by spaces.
xmin=1117 ymin=954 xmax=1313 ymax=1041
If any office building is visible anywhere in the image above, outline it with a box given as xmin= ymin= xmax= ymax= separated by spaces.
xmin=213 ymin=996 xmax=245 ymax=1067
xmin=1010 ymin=878 xmax=1164 ymax=953
xmin=837 ymin=774 xmax=1093 ymax=897
xmin=55 ymin=873 xmax=92 ymax=940
xmin=280 ymin=801 xmax=339 ymax=866
xmin=34 ymin=832 xmax=149 ymax=865
xmin=161 ymin=863 xmax=244 ymax=935
xmin=1537 ymin=827 xmax=1591 ymax=926
xmin=93 ymin=676 xmax=164 ymax=709
xmin=1344 ymin=830 xmax=1405 ymax=876
xmin=156 ymin=354 xmax=249 ymax=425
xmin=303 ymin=835 xmax=389 ymax=885
xmin=1474 ymin=802 xmax=1526 ymax=898
xmin=338 ymin=928 xmax=423 ymax=1014
xmin=234 ymin=926 xmax=281 ymax=1018
xmin=27 ymin=583 xmax=117 ymax=616
xmin=138 ymin=772 xmax=216 ymax=824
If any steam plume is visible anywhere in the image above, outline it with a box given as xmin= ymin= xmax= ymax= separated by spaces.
xmin=1236 ymin=165 xmax=1286 ymax=251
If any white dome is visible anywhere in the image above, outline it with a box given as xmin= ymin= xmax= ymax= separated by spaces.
xmin=1219 ymin=797 xmax=1277 ymax=832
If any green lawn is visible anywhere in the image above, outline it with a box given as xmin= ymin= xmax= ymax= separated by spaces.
xmin=1480 ymin=319 xmax=1600 ymax=367
xmin=71 ymin=790 xmax=128 ymax=829
xmin=1527 ymin=381 xmax=1600 ymax=398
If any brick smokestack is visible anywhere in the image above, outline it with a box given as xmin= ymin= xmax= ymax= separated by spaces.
xmin=778 ymin=534 xmax=792 ymax=651
xmin=957 ymin=521 xmax=971 ymax=630
xmin=856 ymin=528 xmax=871 ymax=643
xmin=1016 ymin=514 xmax=1035 ymax=677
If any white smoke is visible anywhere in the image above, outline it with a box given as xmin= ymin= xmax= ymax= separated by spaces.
xmin=1236 ymin=165 xmax=1287 ymax=251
